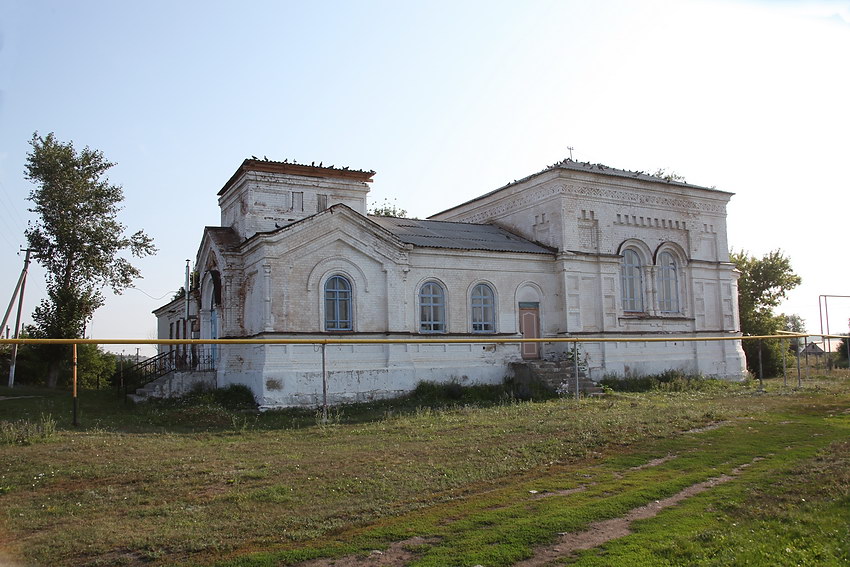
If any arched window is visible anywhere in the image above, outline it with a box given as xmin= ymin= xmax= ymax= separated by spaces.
xmin=471 ymin=283 xmax=496 ymax=333
xmin=621 ymin=249 xmax=644 ymax=312
xmin=419 ymin=281 xmax=446 ymax=333
xmin=657 ymin=251 xmax=679 ymax=313
xmin=324 ymin=275 xmax=352 ymax=331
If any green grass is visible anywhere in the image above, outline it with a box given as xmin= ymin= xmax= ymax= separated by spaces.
xmin=568 ymin=440 xmax=850 ymax=566
xmin=1 ymin=373 xmax=848 ymax=566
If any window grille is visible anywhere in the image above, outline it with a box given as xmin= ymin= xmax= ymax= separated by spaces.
xmin=324 ymin=275 xmax=352 ymax=331
xmin=419 ymin=281 xmax=446 ymax=333
xmin=471 ymin=283 xmax=496 ymax=332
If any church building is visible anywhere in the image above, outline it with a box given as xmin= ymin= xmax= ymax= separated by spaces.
xmin=154 ymin=158 xmax=747 ymax=407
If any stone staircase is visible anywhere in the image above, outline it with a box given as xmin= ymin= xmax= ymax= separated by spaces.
xmin=128 ymin=371 xmax=216 ymax=403
xmin=510 ymin=359 xmax=603 ymax=397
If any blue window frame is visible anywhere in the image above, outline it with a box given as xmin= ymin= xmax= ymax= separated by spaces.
xmin=471 ymin=283 xmax=496 ymax=333
xmin=324 ymin=275 xmax=352 ymax=331
xmin=419 ymin=281 xmax=446 ymax=333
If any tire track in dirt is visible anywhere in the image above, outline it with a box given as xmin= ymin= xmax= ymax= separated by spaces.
xmin=513 ymin=460 xmax=758 ymax=566
xmin=292 ymin=453 xmax=685 ymax=566
xmin=292 ymin=424 xmax=730 ymax=567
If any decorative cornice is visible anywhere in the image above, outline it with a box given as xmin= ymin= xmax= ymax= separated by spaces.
xmin=219 ymin=158 xmax=375 ymax=197
xmin=451 ymin=182 xmax=727 ymax=224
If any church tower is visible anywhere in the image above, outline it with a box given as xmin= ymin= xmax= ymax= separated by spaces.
xmin=218 ymin=159 xmax=374 ymax=240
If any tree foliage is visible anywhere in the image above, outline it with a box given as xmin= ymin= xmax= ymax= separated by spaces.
xmin=24 ymin=132 xmax=156 ymax=386
xmin=2 ymin=340 xmax=117 ymax=389
xmin=368 ymin=198 xmax=409 ymax=218
xmin=731 ymin=250 xmax=801 ymax=377
xmin=781 ymin=313 xmax=806 ymax=353
xmin=75 ymin=344 xmax=118 ymax=389
xmin=650 ymin=168 xmax=687 ymax=183
xmin=836 ymin=335 xmax=849 ymax=367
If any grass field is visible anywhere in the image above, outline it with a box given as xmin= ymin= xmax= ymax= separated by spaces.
xmin=1 ymin=373 xmax=849 ymax=566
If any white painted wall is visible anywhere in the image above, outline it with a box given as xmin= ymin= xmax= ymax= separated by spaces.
xmin=155 ymin=161 xmax=747 ymax=407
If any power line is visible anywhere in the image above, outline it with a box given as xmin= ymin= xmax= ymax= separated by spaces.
xmin=0 ymin=179 xmax=30 ymax=232
xmin=127 ymin=287 xmax=180 ymax=301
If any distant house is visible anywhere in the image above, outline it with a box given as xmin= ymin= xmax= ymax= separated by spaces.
xmin=154 ymin=158 xmax=747 ymax=408
xmin=801 ymin=342 xmax=826 ymax=356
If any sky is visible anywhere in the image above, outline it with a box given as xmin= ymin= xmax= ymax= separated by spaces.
xmin=0 ymin=0 xmax=848 ymax=356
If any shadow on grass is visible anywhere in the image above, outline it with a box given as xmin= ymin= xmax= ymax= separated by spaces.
xmin=7 ymin=371 xmax=845 ymax=436
xmin=0 ymin=378 xmax=559 ymax=435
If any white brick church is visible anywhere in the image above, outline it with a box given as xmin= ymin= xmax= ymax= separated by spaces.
xmin=154 ymin=158 xmax=746 ymax=407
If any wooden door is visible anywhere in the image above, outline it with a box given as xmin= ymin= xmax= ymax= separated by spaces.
xmin=519 ymin=306 xmax=540 ymax=359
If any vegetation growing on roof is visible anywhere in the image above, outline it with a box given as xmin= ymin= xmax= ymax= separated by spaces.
xmin=368 ymin=197 xmax=409 ymax=218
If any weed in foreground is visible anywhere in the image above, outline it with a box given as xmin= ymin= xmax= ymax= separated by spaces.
xmin=0 ymin=413 xmax=56 ymax=445
xmin=600 ymin=370 xmax=743 ymax=393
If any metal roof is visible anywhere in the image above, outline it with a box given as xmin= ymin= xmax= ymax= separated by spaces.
xmin=369 ymin=216 xmax=553 ymax=255
xmin=204 ymin=226 xmax=242 ymax=251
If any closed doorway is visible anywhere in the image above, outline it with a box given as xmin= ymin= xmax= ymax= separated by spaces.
xmin=519 ymin=302 xmax=540 ymax=359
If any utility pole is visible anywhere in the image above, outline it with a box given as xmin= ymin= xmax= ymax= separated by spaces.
xmin=2 ymin=249 xmax=32 ymax=333
xmin=6 ymin=249 xmax=33 ymax=388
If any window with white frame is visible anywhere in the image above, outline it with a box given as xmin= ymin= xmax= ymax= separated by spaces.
xmin=324 ymin=275 xmax=352 ymax=331
xmin=621 ymin=248 xmax=644 ymax=312
xmin=419 ymin=281 xmax=446 ymax=333
xmin=471 ymin=283 xmax=496 ymax=332
xmin=657 ymin=251 xmax=679 ymax=313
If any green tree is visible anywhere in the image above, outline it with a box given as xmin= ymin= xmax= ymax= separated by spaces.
xmin=731 ymin=250 xmax=801 ymax=377
xmin=76 ymin=344 xmax=117 ymax=389
xmin=836 ymin=335 xmax=849 ymax=368
xmin=7 ymin=339 xmax=116 ymax=389
xmin=24 ymin=132 xmax=156 ymax=387
xmin=781 ymin=313 xmax=806 ymax=353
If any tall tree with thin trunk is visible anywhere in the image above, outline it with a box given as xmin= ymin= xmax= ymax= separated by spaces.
xmin=731 ymin=249 xmax=801 ymax=377
xmin=24 ymin=132 xmax=156 ymax=387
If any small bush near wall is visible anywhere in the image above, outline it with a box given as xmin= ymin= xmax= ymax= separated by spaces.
xmin=144 ymin=384 xmax=258 ymax=411
xmin=131 ymin=384 xmax=259 ymax=430
xmin=211 ymin=385 xmax=257 ymax=410
xmin=412 ymin=380 xmax=499 ymax=405
xmin=181 ymin=384 xmax=257 ymax=410
xmin=409 ymin=378 xmax=557 ymax=406
xmin=599 ymin=370 xmax=733 ymax=393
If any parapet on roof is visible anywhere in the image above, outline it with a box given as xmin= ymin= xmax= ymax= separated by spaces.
xmin=370 ymin=216 xmax=553 ymax=255
xmin=219 ymin=158 xmax=375 ymax=196
xmin=431 ymin=158 xmax=730 ymax=218
xmin=545 ymin=159 xmax=723 ymax=191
